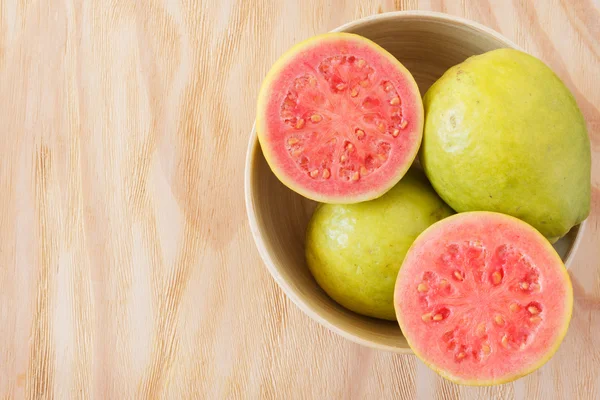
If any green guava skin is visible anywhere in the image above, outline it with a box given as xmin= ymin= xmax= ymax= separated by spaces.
xmin=421 ymin=48 xmax=591 ymax=242
xmin=305 ymin=168 xmax=454 ymax=321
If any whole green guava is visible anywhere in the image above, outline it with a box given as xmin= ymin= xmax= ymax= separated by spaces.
xmin=305 ymin=168 xmax=454 ymax=321
xmin=421 ymin=48 xmax=591 ymax=242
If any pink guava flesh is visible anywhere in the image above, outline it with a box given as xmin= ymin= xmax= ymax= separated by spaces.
xmin=394 ymin=212 xmax=572 ymax=384
xmin=258 ymin=34 xmax=423 ymax=203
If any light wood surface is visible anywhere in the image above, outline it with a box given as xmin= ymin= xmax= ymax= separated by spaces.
xmin=0 ymin=0 xmax=598 ymax=399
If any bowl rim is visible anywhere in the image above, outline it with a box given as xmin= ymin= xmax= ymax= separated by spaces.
xmin=244 ymin=10 xmax=582 ymax=353
xmin=330 ymin=10 xmax=524 ymax=50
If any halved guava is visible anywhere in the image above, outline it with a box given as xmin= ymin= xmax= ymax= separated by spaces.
xmin=394 ymin=212 xmax=573 ymax=385
xmin=256 ymin=32 xmax=423 ymax=203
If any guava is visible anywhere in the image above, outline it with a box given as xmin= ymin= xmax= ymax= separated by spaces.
xmin=305 ymin=168 xmax=453 ymax=320
xmin=420 ymin=48 xmax=591 ymax=241
xmin=256 ymin=32 xmax=424 ymax=204
xmin=394 ymin=211 xmax=573 ymax=385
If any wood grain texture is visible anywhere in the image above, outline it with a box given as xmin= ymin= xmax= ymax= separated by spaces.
xmin=0 ymin=0 xmax=598 ymax=399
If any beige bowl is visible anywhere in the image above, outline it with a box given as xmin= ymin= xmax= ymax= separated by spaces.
xmin=245 ymin=11 xmax=580 ymax=353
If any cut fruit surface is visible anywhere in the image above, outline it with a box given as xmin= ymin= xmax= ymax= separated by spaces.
xmin=394 ymin=212 xmax=573 ymax=386
xmin=256 ymin=32 xmax=423 ymax=203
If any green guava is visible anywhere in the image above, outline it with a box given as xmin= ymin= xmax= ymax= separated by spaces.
xmin=421 ymin=48 xmax=591 ymax=241
xmin=305 ymin=168 xmax=454 ymax=320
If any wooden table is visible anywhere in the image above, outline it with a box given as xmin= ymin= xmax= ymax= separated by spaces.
xmin=0 ymin=0 xmax=598 ymax=398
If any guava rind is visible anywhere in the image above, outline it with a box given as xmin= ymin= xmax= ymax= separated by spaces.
xmin=305 ymin=168 xmax=454 ymax=320
xmin=420 ymin=48 xmax=591 ymax=241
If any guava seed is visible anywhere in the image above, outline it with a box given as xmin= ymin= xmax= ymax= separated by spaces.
xmin=530 ymin=316 xmax=542 ymax=324
xmin=295 ymin=119 xmax=305 ymax=129
xmin=357 ymin=59 xmax=366 ymax=68
xmin=310 ymin=169 xmax=319 ymax=178
xmin=400 ymin=119 xmax=408 ymax=129
xmin=520 ymin=282 xmax=529 ymax=290
xmin=417 ymin=283 xmax=429 ymax=292
xmin=494 ymin=315 xmax=505 ymax=326
xmin=322 ymin=169 xmax=330 ymax=179
xmin=453 ymin=271 xmax=464 ymax=281
xmin=287 ymin=137 xmax=299 ymax=146
xmin=476 ymin=323 xmax=486 ymax=337
xmin=433 ymin=307 xmax=450 ymax=321
xmin=392 ymin=129 xmax=400 ymax=137
xmin=510 ymin=303 xmax=520 ymax=312
xmin=482 ymin=344 xmax=491 ymax=355
xmin=350 ymin=88 xmax=359 ymax=97
xmin=390 ymin=97 xmax=400 ymax=106
xmin=311 ymin=114 xmax=322 ymax=123
xmin=527 ymin=306 xmax=540 ymax=315
xmin=492 ymin=271 xmax=502 ymax=285
xmin=501 ymin=335 xmax=509 ymax=348
xmin=422 ymin=313 xmax=432 ymax=321
xmin=355 ymin=129 xmax=365 ymax=139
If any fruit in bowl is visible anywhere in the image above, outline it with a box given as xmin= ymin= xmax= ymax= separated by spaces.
xmin=420 ymin=48 xmax=591 ymax=242
xmin=252 ymin=29 xmax=590 ymax=386
xmin=394 ymin=211 xmax=573 ymax=385
xmin=305 ymin=168 xmax=453 ymax=320
xmin=255 ymin=32 xmax=424 ymax=204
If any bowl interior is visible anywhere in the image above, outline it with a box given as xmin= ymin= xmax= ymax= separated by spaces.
xmin=246 ymin=12 xmax=580 ymax=352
